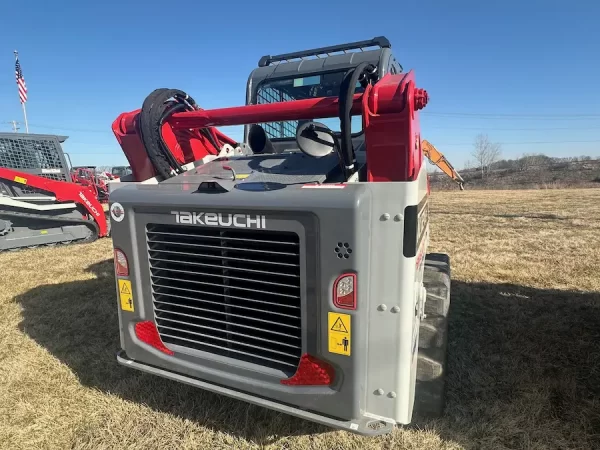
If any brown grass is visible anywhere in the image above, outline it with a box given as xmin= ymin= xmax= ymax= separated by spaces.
xmin=1 ymin=189 xmax=599 ymax=449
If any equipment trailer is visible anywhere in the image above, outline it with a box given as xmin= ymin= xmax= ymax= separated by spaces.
xmin=0 ymin=132 xmax=109 ymax=251
xmin=109 ymin=37 xmax=451 ymax=435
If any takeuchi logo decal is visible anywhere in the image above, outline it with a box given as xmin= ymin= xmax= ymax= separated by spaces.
xmin=110 ymin=202 xmax=125 ymax=222
xmin=171 ymin=211 xmax=266 ymax=229
xmin=79 ymin=191 xmax=101 ymax=217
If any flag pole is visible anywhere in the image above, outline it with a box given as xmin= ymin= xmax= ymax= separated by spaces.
xmin=21 ymin=102 xmax=29 ymax=133
xmin=14 ymin=50 xmax=29 ymax=133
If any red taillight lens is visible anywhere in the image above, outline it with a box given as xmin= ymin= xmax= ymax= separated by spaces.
xmin=114 ymin=248 xmax=129 ymax=276
xmin=280 ymin=354 xmax=335 ymax=386
xmin=134 ymin=321 xmax=174 ymax=355
xmin=333 ymin=273 xmax=357 ymax=310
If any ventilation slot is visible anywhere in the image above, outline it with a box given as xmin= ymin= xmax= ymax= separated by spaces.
xmin=146 ymin=223 xmax=302 ymax=374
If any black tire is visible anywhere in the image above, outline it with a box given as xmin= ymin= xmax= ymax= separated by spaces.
xmin=414 ymin=252 xmax=451 ymax=417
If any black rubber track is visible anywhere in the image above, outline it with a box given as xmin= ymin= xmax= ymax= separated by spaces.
xmin=0 ymin=210 xmax=101 ymax=253
xmin=415 ymin=252 xmax=452 ymax=417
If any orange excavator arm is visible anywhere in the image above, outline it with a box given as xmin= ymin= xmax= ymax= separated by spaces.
xmin=422 ymin=139 xmax=465 ymax=190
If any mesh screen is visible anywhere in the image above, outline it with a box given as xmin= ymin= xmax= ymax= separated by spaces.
xmin=0 ymin=135 xmax=67 ymax=172
xmin=256 ymin=87 xmax=298 ymax=139
xmin=0 ymin=134 xmax=70 ymax=185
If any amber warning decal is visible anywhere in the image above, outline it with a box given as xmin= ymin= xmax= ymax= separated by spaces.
xmin=328 ymin=312 xmax=351 ymax=356
xmin=13 ymin=176 xmax=27 ymax=184
xmin=118 ymin=279 xmax=134 ymax=312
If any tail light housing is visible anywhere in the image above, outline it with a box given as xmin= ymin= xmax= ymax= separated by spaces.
xmin=280 ymin=354 xmax=335 ymax=386
xmin=114 ymin=248 xmax=129 ymax=276
xmin=134 ymin=321 xmax=174 ymax=355
xmin=333 ymin=273 xmax=357 ymax=310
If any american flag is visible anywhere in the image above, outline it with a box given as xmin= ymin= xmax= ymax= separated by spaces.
xmin=15 ymin=56 xmax=27 ymax=104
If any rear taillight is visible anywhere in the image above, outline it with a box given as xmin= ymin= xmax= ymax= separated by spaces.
xmin=280 ymin=354 xmax=334 ymax=386
xmin=114 ymin=248 xmax=129 ymax=276
xmin=134 ymin=321 xmax=174 ymax=355
xmin=333 ymin=273 xmax=357 ymax=310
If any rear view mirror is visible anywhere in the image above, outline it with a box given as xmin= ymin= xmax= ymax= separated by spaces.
xmin=295 ymin=122 xmax=336 ymax=158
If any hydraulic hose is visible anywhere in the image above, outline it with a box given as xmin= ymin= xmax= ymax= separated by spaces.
xmin=138 ymin=88 xmax=220 ymax=180
xmin=338 ymin=62 xmax=377 ymax=176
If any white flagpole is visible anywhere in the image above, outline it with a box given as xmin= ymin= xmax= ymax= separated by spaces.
xmin=14 ymin=50 xmax=29 ymax=133
xmin=21 ymin=102 xmax=29 ymax=133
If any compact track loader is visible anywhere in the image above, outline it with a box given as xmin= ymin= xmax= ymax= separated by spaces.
xmin=71 ymin=166 xmax=110 ymax=203
xmin=110 ymin=165 xmax=131 ymax=178
xmin=109 ymin=37 xmax=452 ymax=435
xmin=0 ymin=132 xmax=109 ymax=251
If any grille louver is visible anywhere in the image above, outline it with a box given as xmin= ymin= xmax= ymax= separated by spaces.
xmin=146 ymin=223 xmax=302 ymax=373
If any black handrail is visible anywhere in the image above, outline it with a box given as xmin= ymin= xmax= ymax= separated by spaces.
xmin=257 ymin=36 xmax=390 ymax=67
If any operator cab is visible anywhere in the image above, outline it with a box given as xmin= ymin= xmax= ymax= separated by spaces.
xmin=239 ymin=36 xmax=403 ymax=183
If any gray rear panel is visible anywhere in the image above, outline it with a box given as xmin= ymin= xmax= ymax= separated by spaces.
xmin=110 ymin=153 xmax=429 ymax=432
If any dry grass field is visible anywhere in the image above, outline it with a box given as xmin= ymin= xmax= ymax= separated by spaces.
xmin=1 ymin=189 xmax=599 ymax=450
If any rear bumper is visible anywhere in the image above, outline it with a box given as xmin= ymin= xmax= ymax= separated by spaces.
xmin=116 ymin=350 xmax=394 ymax=436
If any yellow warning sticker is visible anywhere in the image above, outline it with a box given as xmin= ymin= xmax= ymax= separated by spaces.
xmin=118 ymin=279 xmax=134 ymax=312
xmin=328 ymin=312 xmax=351 ymax=356
xmin=14 ymin=176 xmax=27 ymax=184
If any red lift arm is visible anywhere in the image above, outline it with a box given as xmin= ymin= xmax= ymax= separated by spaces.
xmin=112 ymin=71 xmax=428 ymax=184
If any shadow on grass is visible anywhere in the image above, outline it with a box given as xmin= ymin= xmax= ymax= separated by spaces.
xmin=13 ymin=259 xmax=600 ymax=448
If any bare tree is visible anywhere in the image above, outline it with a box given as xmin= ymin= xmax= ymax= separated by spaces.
xmin=471 ymin=133 xmax=501 ymax=178
xmin=517 ymin=153 xmax=533 ymax=172
xmin=518 ymin=153 xmax=547 ymax=172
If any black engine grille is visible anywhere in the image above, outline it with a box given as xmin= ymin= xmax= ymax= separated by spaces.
xmin=146 ymin=223 xmax=302 ymax=373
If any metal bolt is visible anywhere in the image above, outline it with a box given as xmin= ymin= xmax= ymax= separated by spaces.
xmin=381 ymin=213 xmax=390 ymax=221
xmin=394 ymin=214 xmax=403 ymax=222
xmin=388 ymin=392 xmax=397 ymax=398
xmin=414 ymin=88 xmax=429 ymax=110
xmin=391 ymin=306 xmax=400 ymax=313
xmin=378 ymin=304 xmax=387 ymax=311
xmin=374 ymin=388 xmax=384 ymax=396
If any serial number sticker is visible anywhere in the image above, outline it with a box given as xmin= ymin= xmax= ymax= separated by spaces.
xmin=14 ymin=176 xmax=27 ymax=184
xmin=328 ymin=312 xmax=351 ymax=356
xmin=118 ymin=279 xmax=134 ymax=312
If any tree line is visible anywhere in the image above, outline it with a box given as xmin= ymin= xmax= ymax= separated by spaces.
xmin=437 ymin=133 xmax=596 ymax=178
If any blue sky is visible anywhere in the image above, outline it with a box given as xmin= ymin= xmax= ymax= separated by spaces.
xmin=0 ymin=0 xmax=599 ymax=168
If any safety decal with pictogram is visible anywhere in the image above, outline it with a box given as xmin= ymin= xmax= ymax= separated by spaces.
xmin=328 ymin=312 xmax=351 ymax=356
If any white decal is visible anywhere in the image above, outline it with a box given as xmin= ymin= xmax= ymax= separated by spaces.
xmin=171 ymin=211 xmax=266 ymax=229
xmin=79 ymin=191 xmax=101 ymax=217
xmin=110 ymin=202 xmax=125 ymax=222
xmin=301 ymin=184 xmax=345 ymax=189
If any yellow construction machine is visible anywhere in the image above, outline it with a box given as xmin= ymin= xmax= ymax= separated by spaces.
xmin=422 ymin=139 xmax=466 ymax=190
